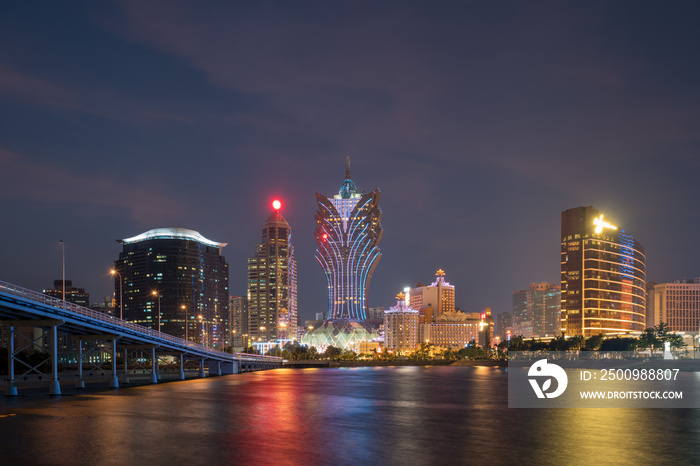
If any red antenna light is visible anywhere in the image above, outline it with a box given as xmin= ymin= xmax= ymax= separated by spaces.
xmin=272 ymin=199 xmax=282 ymax=211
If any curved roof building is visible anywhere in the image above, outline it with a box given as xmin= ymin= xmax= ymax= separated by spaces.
xmin=114 ymin=228 xmax=229 ymax=347
xmin=561 ymin=207 xmax=646 ymax=336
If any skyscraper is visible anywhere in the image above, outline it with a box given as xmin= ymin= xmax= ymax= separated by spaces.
xmin=302 ymin=158 xmax=382 ymax=349
xmin=314 ymin=157 xmax=382 ymax=320
xmin=512 ymin=282 xmax=560 ymax=338
xmin=114 ymin=228 xmax=229 ymax=347
xmin=43 ymin=280 xmax=90 ymax=307
xmin=247 ymin=201 xmax=297 ymax=343
xmin=229 ymin=295 xmax=249 ymax=350
xmin=561 ymin=206 xmax=646 ymax=337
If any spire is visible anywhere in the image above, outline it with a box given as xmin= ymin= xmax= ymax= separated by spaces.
xmin=345 ymin=155 xmax=351 ymax=179
xmin=338 ymin=155 xmax=357 ymax=199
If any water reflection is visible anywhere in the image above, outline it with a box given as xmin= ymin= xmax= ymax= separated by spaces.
xmin=0 ymin=366 xmax=698 ymax=465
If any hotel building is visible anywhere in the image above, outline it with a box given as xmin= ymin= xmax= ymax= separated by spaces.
xmin=247 ymin=203 xmax=298 ymax=343
xmin=384 ymin=293 xmax=419 ymax=352
xmin=114 ymin=228 xmax=229 ymax=347
xmin=561 ymin=206 xmax=646 ymax=337
xmin=408 ymin=269 xmax=455 ymax=318
xmin=313 ymin=157 xmax=382 ymax=320
xmin=646 ymin=279 xmax=700 ymax=331
xmin=421 ymin=310 xmax=483 ymax=349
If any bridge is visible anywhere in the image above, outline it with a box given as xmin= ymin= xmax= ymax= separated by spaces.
xmin=0 ymin=280 xmax=282 ymax=396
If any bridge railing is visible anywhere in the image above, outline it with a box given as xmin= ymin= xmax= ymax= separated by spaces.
xmin=0 ymin=280 xmax=281 ymax=362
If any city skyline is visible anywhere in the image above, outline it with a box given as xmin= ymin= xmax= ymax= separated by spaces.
xmin=1 ymin=2 xmax=700 ymax=323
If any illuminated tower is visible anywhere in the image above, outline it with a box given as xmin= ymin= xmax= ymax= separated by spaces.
xmin=247 ymin=200 xmax=298 ymax=343
xmin=314 ymin=157 xmax=383 ymax=320
xmin=561 ymin=206 xmax=646 ymax=337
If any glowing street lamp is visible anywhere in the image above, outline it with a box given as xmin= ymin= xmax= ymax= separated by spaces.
xmin=198 ymin=315 xmax=205 ymax=346
xmin=110 ymin=269 xmax=123 ymax=320
xmin=151 ymin=291 xmax=161 ymax=332
xmin=182 ymin=305 xmax=188 ymax=341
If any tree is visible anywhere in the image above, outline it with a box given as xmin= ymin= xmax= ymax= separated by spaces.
xmin=599 ymin=337 xmax=637 ymax=351
xmin=638 ymin=328 xmax=660 ymax=352
xmin=324 ymin=345 xmax=342 ymax=360
xmin=583 ymin=333 xmax=605 ymax=351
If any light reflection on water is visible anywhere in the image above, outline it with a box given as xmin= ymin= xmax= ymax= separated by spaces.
xmin=0 ymin=366 xmax=698 ymax=465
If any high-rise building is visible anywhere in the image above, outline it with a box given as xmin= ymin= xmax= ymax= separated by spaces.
xmin=314 ymin=157 xmax=382 ymax=321
xmin=421 ymin=310 xmax=483 ymax=349
xmin=383 ymin=293 xmax=419 ymax=352
xmin=113 ymin=228 xmax=229 ymax=347
xmin=43 ymin=280 xmax=90 ymax=307
xmin=561 ymin=206 xmax=646 ymax=337
xmin=496 ymin=312 xmax=513 ymax=341
xmin=408 ymin=270 xmax=455 ymax=318
xmin=229 ymin=295 xmax=249 ymax=350
xmin=647 ymin=279 xmax=700 ymax=331
xmin=512 ymin=282 xmax=561 ymax=338
xmin=247 ymin=201 xmax=298 ymax=343
xmin=302 ymin=158 xmax=382 ymax=350
xmin=512 ymin=289 xmax=530 ymax=337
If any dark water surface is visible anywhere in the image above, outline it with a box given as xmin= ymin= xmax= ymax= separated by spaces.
xmin=0 ymin=366 xmax=698 ymax=465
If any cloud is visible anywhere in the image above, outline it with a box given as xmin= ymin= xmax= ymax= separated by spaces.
xmin=0 ymin=63 xmax=193 ymax=124
xmin=0 ymin=149 xmax=191 ymax=224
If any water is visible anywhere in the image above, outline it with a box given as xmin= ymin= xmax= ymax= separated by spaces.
xmin=0 ymin=366 xmax=698 ymax=465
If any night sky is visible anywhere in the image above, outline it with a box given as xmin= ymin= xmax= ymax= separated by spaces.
xmin=1 ymin=1 xmax=699 ymax=323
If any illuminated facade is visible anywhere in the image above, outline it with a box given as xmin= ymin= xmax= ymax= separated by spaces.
xmin=43 ymin=280 xmax=90 ymax=307
xmin=314 ymin=158 xmax=383 ymax=320
xmin=408 ymin=270 xmax=455 ymax=318
xmin=647 ymin=279 xmax=700 ymax=331
xmin=229 ymin=295 xmax=248 ymax=350
xmin=421 ymin=311 xmax=482 ymax=349
xmin=247 ymin=203 xmax=298 ymax=343
xmin=384 ymin=293 xmax=420 ymax=352
xmin=114 ymin=228 xmax=229 ymax=347
xmin=561 ymin=206 xmax=646 ymax=337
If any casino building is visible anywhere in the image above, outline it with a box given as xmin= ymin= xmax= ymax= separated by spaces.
xmin=114 ymin=228 xmax=229 ymax=348
xmin=302 ymin=157 xmax=382 ymax=349
xmin=561 ymin=206 xmax=646 ymax=337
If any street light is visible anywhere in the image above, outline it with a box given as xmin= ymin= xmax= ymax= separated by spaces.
xmin=59 ymin=240 xmax=65 ymax=309
xmin=198 ymin=315 xmax=205 ymax=347
xmin=182 ymin=305 xmax=188 ymax=341
xmin=110 ymin=269 xmax=123 ymax=320
xmin=152 ymin=291 xmax=161 ymax=332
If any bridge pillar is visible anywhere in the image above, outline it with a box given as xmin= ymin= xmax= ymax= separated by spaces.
xmin=199 ymin=359 xmax=206 ymax=378
xmin=5 ymin=325 xmax=17 ymax=396
xmin=75 ymin=339 xmax=85 ymax=389
xmin=215 ymin=361 xmax=222 ymax=376
xmin=151 ymin=347 xmax=158 ymax=384
xmin=109 ymin=339 xmax=119 ymax=389
xmin=179 ymin=354 xmax=185 ymax=380
xmin=49 ymin=324 xmax=60 ymax=396
xmin=122 ymin=348 xmax=130 ymax=384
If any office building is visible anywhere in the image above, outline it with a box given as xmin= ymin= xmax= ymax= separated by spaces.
xmin=229 ymin=295 xmax=249 ymax=350
xmin=43 ymin=280 xmax=89 ymax=307
xmin=247 ymin=201 xmax=298 ymax=343
xmin=561 ymin=206 xmax=646 ymax=336
xmin=647 ymin=279 xmax=700 ymax=331
xmin=113 ymin=228 xmax=229 ymax=347
xmin=497 ymin=312 xmax=513 ymax=341
xmin=512 ymin=282 xmax=561 ymax=338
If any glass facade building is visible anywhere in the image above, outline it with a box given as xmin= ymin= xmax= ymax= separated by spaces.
xmin=247 ymin=208 xmax=298 ymax=343
xmin=561 ymin=206 xmax=646 ymax=337
xmin=114 ymin=228 xmax=229 ymax=348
